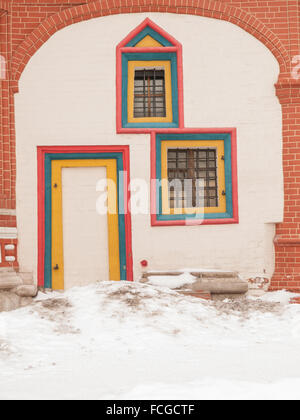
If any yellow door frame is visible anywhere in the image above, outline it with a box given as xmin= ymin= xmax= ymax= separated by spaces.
xmin=51 ymin=159 xmax=120 ymax=290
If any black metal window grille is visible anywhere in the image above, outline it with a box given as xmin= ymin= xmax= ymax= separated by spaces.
xmin=134 ymin=69 xmax=166 ymax=118
xmin=167 ymin=148 xmax=218 ymax=208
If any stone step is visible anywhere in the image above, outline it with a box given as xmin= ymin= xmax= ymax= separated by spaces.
xmin=0 ymin=271 xmax=19 ymax=278
xmin=0 ymin=270 xmax=33 ymax=289
xmin=143 ymin=270 xmax=239 ymax=279
xmin=0 ymin=275 xmax=22 ymax=290
xmin=191 ymin=271 xmax=239 ymax=279
xmin=142 ymin=270 xmax=248 ymax=295
xmin=142 ymin=271 xmax=184 ymax=278
xmin=0 ymin=267 xmax=15 ymax=273
xmin=192 ymin=278 xmax=248 ymax=294
xmin=19 ymin=272 xmax=33 ymax=285
xmin=0 ymin=292 xmax=32 ymax=312
xmin=14 ymin=284 xmax=37 ymax=297
xmin=142 ymin=270 xmax=239 ymax=278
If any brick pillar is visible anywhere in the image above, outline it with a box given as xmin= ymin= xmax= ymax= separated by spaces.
xmin=0 ymin=6 xmax=16 ymax=227
xmin=271 ymin=81 xmax=300 ymax=291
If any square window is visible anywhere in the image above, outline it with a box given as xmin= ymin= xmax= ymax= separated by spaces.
xmin=167 ymin=148 xmax=219 ymax=209
xmin=151 ymin=131 xmax=238 ymax=226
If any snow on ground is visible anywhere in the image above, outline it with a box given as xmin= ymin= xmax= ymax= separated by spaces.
xmin=0 ymin=281 xmax=300 ymax=400
xmin=147 ymin=272 xmax=196 ymax=288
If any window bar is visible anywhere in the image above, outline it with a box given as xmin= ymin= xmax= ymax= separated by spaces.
xmin=192 ymin=150 xmax=197 ymax=208
xmin=147 ymin=73 xmax=150 ymax=118
xmin=206 ymin=149 xmax=210 ymax=207
xmin=162 ymin=73 xmax=166 ymax=118
xmin=143 ymin=69 xmax=146 ymax=118
xmin=176 ymin=149 xmax=181 ymax=209
xmin=174 ymin=149 xmax=178 ymax=208
xmin=196 ymin=149 xmax=200 ymax=208
xmin=153 ymin=68 xmax=156 ymax=117
xmin=134 ymin=69 xmax=167 ymax=118
xmin=167 ymin=148 xmax=219 ymax=209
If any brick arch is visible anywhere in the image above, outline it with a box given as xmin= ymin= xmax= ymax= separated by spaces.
xmin=11 ymin=0 xmax=290 ymax=93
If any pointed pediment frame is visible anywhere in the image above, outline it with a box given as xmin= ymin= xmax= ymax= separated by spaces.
xmin=117 ymin=18 xmax=181 ymax=49
xmin=116 ymin=18 xmax=184 ymax=132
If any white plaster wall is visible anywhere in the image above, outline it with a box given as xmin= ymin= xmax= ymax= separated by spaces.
xmin=15 ymin=13 xmax=283 ymax=283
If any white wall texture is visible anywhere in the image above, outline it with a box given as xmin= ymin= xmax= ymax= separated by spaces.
xmin=14 ymin=13 xmax=283 ymax=283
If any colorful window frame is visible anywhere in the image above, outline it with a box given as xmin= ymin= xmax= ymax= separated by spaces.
xmin=129 ymin=60 xmax=171 ymax=122
xmin=161 ymin=140 xmax=226 ymax=215
xmin=116 ymin=18 xmax=184 ymax=133
xmin=122 ymin=53 xmax=179 ymax=129
xmin=37 ymin=146 xmax=133 ymax=289
xmin=124 ymin=25 xmax=174 ymax=47
xmin=150 ymin=129 xmax=239 ymax=226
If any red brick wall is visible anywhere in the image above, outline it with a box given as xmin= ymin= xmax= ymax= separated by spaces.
xmin=0 ymin=0 xmax=299 ymax=288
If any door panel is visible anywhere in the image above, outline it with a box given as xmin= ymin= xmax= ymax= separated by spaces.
xmin=62 ymin=166 xmax=109 ymax=289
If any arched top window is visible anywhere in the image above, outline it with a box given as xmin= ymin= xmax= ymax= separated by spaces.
xmin=116 ymin=19 xmax=184 ymax=132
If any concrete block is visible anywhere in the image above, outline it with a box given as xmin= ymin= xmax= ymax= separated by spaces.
xmin=0 ymin=275 xmax=22 ymax=290
xmin=0 ymin=292 xmax=20 ymax=312
xmin=142 ymin=271 xmax=183 ymax=278
xmin=19 ymin=272 xmax=34 ymax=285
xmin=191 ymin=271 xmax=239 ymax=279
xmin=141 ymin=270 xmax=248 ymax=295
xmin=191 ymin=278 xmax=248 ymax=294
xmin=0 ymin=292 xmax=32 ymax=312
xmin=15 ymin=285 xmax=37 ymax=297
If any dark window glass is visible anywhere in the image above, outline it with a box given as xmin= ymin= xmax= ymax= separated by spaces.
xmin=167 ymin=148 xmax=218 ymax=208
xmin=134 ymin=69 xmax=166 ymax=118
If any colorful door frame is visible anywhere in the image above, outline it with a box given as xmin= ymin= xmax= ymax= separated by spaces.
xmin=51 ymin=159 xmax=121 ymax=290
xmin=37 ymin=145 xmax=133 ymax=289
